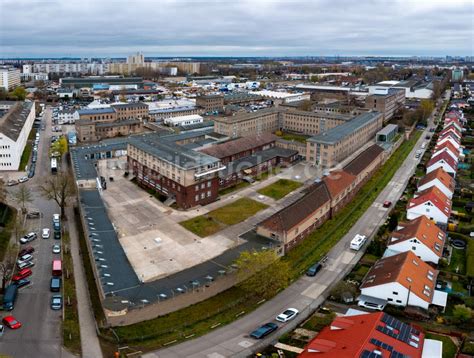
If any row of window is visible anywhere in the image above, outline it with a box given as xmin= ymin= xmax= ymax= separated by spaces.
xmin=195 ymin=191 xmax=212 ymax=202
xmin=0 ymin=154 xmax=11 ymax=157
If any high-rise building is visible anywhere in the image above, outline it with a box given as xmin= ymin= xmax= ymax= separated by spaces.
xmin=0 ymin=66 xmax=21 ymax=90
xmin=127 ymin=52 xmax=145 ymax=65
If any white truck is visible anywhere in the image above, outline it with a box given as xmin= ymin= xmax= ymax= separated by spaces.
xmin=350 ymin=234 xmax=367 ymax=251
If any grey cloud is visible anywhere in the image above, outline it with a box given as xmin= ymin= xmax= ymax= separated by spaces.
xmin=0 ymin=0 xmax=472 ymax=57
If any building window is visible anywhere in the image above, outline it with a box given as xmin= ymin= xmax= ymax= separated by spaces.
xmin=195 ymin=194 xmax=199 ymax=202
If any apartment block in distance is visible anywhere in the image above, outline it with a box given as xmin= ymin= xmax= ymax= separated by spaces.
xmin=306 ymin=111 xmax=383 ymax=168
xmin=0 ymin=101 xmax=35 ymax=170
xmin=127 ymin=133 xmax=225 ymax=209
xmin=0 ymin=66 xmax=21 ymax=91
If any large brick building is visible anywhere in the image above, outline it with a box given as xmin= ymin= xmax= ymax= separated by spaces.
xmin=127 ymin=133 xmax=225 ymax=209
xmin=196 ymin=94 xmax=224 ymax=112
xmin=256 ymin=143 xmax=385 ymax=253
xmin=75 ymin=102 xmax=148 ymax=142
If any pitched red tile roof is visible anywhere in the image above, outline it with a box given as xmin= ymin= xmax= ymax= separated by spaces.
xmin=299 ymin=312 xmax=425 ymax=358
xmin=408 ymin=186 xmax=452 ymax=218
xmin=323 ymin=170 xmax=356 ymax=199
xmin=438 ymin=131 xmax=460 ymax=145
xmin=427 ymin=151 xmax=457 ymax=171
xmin=440 ymin=125 xmax=461 ymax=138
xmin=199 ymin=133 xmax=276 ymax=159
xmin=390 ymin=215 xmax=446 ymax=258
xmin=434 ymin=141 xmax=459 ymax=159
xmin=418 ymin=167 xmax=455 ymax=193
xmin=343 ymin=144 xmax=384 ymax=176
xmin=258 ymin=181 xmax=330 ymax=233
xmin=360 ymin=251 xmax=438 ymax=304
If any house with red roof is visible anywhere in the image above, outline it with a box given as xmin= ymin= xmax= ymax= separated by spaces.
xmin=358 ymin=251 xmax=447 ymax=311
xmin=384 ymin=215 xmax=446 ymax=264
xmin=299 ymin=311 xmax=442 ymax=358
xmin=426 ymin=151 xmax=457 ymax=177
xmin=437 ymin=132 xmax=461 ymax=150
xmin=418 ymin=167 xmax=455 ymax=199
xmin=443 ymin=118 xmax=462 ymax=133
xmin=433 ymin=141 xmax=461 ymax=162
xmin=407 ymin=187 xmax=452 ymax=225
xmin=439 ymin=125 xmax=461 ymax=141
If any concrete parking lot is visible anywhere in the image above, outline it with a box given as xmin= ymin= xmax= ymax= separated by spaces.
xmin=98 ymin=162 xmax=235 ymax=282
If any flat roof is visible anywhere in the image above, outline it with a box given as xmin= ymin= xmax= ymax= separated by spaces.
xmin=79 ymin=189 xmax=140 ymax=294
xmin=62 ymin=77 xmax=143 ymax=84
xmin=213 ymin=107 xmax=278 ymax=124
xmin=128 ymin=132 xmax=220 ymax=170
xmin=308 ymin=111 xmax=382 ymax=145
xmin=78 ymin=107 xmax=115 ymax=115
xmin=377 ymin=124 xmax=398 ymax=136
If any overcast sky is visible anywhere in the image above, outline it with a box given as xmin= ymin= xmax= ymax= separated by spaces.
xmin=0 ymin=0 xmax=473 ymax=58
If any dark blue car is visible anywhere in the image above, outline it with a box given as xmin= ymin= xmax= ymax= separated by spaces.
xmin=250 ymin=322 xmax=278 ymax=339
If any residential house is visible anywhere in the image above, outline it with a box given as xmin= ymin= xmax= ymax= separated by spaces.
xmin=298 ymin=311 xmax=442 ymax=358
xmin=433 ymin=141 xmax=461 ymax=162
xmin=436 ymin=132 xmax=461 ymax=150
xmin=417 ymin=168 xmax=455 ymax=199
xmin=426 ymin=152 xmax=457 ymax=177
xmin=407 ymin=187 xmax=452 ymax=225
xmin=359 ymin=251 xmax=447 ymax=311
xmin=384 ymin=215 xmax=446 ymax=264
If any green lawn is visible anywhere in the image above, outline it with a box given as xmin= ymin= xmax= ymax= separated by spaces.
xmin=278 ymin=132 xmax=310 ymax=143
xmin=425 ymin=333 xmax=458 ymax=358
xmin=62 ymin=232 xmax=82 ymax=355
xmin=180 ymin=198 xmax=268 ymax=237
xmin=18 ymin=143 xmax=32 ymax=171
xmin=448 ymin=248 xmax=466 ymax=275
xmin=98 ymin=131 xmax=422 ymax=351
xmin=257 ymin=179 xmax=302 ymax=200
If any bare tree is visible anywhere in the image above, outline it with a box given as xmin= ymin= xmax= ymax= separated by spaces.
xmin=40 ymin=173 xmax=75 ymax=219
xmin=0 ymin=244 xmax=17 ymax=292
xmin=13 ymin=186 xmax=33 ymax=213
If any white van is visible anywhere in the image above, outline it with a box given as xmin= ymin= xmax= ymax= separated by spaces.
xmin=421 ymin=142 xmax=426 ymax=149
xmin=350 ymin=234 xmax=367 ymax=251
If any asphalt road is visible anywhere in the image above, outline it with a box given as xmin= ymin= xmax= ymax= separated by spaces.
xmin=0 ymin=106 xmax=73 ymax=358
xmin=146 ymin=111 xmax=439 ymax=357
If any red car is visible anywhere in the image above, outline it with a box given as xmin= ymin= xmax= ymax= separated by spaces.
xmin=12 ymin=268 xmax=32 ymax=282
xmin=383 ymin=201 xmax=392 ymax=208
xmin=2 ymin=316 xmax=21 ymax=329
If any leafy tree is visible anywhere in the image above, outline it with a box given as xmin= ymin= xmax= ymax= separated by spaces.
xmin=13 ymin=186 xmax=33 ymax=213
xmin=50 ymin=136 xmax=68 ymax=156
xmin=235 ymin=250 xmax=290 ymax=299
xmin=453 ymin=304 xmax=472 ymax=323
xmin=40 ymin=173 xmax=75 ymax=219
xmin=0 ymin=88 xmax=7 ymax=101
xmin=419 ymin=99 xmax=435 ymax=121
xmin=388 ymin=212 xmax=399 ymax=231
xmin=8 ymin=86 xmax=27 ymax=101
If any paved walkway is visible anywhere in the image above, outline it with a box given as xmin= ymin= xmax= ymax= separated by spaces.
xmin=66 ymin=206 xmax=103 ymax=358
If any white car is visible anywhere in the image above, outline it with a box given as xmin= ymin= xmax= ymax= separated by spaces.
xmin=276 ymin=308 xmax=299 ymax=323
xmin=42 ymin=228 xmax=51 ymax=239
xmin=53 ymin=214 xmax=60 ymax=224
xmin=17 ymin=254 xmax=33 ymax=266
xmin=52 ymin=244 xmax=61 ymax=254
xmin=20 ymin=232 xmax=37 ymax=244
xmin=18 ymin=176 xmax=29 ymax=183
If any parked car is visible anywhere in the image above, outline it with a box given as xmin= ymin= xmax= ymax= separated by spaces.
xmin=383 ymin=201 xmax=392 ymax=208
xmin=14 ymin=278 xmax=31 ymax=289
xmin=19 ymin=246 xmax=34 ymax=257
xmin=18 ymin=176 xmax=28 ymax=183
xmin=19 ymin=232 xmax=37 ymax=244
xmin=26 ymin=211 xmax=41 ymax=219
xmin=12 ymin=268 xmax=32 ymax=282
xmin=50 ymin=277 xmax=62 ymax=292
xmin=42 ymin=228 xmax=51 ymax=239
xmin=54 ymin=230 xmax=61 ymax=240
xmin=276 ymin=308 xmax=299 ymax=323
xmin=306 ymin=262 xmax=323 ymax=277
xmin=17 ymin=253 xmax=33 ymax=264
xmin=52 ymin=214 xmax=60 ymax=223
xmin=2 ymin=316 xmax=21 ymax=329
xmin=250 ymin=322 xmax=278 ymax=339
xmin=50 ymin=295 xmax=62 ymax=310
xmin=52 ymin=244 xmax=61 ymax=254
xmin=6 ymin=180 xmax=18 ymax=186
xmin=17 ymin=261 xmax=35 ymax=270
